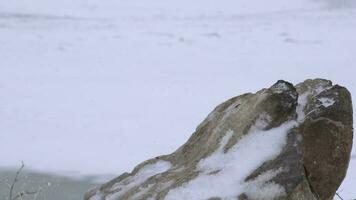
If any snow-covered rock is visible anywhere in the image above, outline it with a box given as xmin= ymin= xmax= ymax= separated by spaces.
xmin=84 ymin=79 xmax=353 ymax=200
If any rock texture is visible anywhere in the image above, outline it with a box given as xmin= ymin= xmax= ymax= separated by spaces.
xmin=84 ymin=79 xmax=353 ymax=200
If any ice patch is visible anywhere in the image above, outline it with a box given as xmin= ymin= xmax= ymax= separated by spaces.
xmin=165 ymin=121 xmax=297 ymax=200
xmin=318 ymin=97 xmax=335 ymax=107
xmin=107 ymin=160 xmax=171 ymax=200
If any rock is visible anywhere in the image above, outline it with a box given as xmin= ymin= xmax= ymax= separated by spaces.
xmin=84 ymin=79 xmax=353 ymax=200
xmin=295 ymin=80 xmax=353 ymax=200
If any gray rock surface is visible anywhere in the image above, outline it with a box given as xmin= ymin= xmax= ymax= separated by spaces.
xmin=84 ymin=79 xmax=353 ymax=200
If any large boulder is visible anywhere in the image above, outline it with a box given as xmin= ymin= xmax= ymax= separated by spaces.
xmin=84 ymin=79 xmax=353 ymax=200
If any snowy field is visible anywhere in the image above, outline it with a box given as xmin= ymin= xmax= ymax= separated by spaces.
xmin=0 ymin=0 xmax=355 ymax=198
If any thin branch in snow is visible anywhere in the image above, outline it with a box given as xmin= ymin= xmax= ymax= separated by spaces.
xmin=12 ymin=190 xmax=38 ymax=200
xmin=9 ymin=161 xmax=25 ymax=200
xmin=8 ymin=161 xmax=41 ymax=200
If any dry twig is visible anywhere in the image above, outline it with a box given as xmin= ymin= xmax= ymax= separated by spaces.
xmin=8 ymin=161 xmax=40 ymax=200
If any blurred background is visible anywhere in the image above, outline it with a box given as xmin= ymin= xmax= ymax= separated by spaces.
xmin=0 ymin=0 xmax=355 ymax=199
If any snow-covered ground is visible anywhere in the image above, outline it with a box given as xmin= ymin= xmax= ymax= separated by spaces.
xmin=0 ymin=0 xmax=355 ymax=198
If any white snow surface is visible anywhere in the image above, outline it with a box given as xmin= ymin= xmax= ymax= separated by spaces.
xmin=0 ymin=0 xmax=356 ymax=199
xmin=166 ymin=121 xmax=296 ymax=200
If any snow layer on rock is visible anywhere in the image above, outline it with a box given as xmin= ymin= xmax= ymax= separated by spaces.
xmin=165 ymin=120 xmax=297 ymax=200
xmin=318 ymin=97 xmax=335 ymax=108
xmin=296 ymin=84 xmax=331 ymax=122
xmin=89 ymin=193 xmax=103 ymax=200
xmin=271 ymin=82 xmax=290 ymax=94
xmin=296 ymin=92 xmax=309 ymax=122
xmin=244 ymin=168 xmax=286 ymax=200
xmin=106 ymin=160 xmax=171 ymax=200
xmin=253 ymin=112 xmax=272 ymax=130
xmin=129 ymin=184 xmax=153 ymax=200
